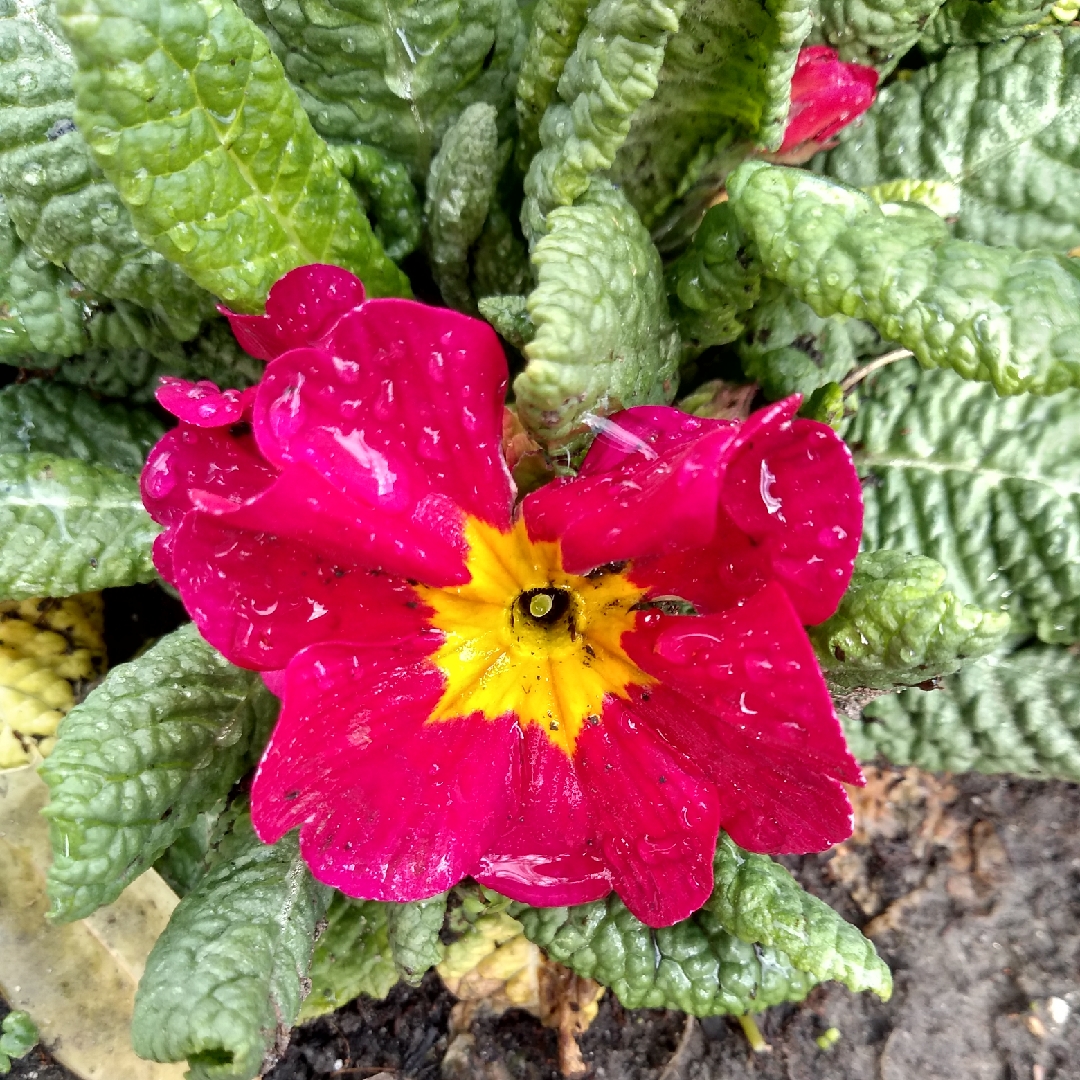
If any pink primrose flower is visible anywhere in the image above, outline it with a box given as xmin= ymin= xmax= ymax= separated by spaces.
xmin=141 ymin=265 xmax=865 ymax=928
xmin=780 ymin=46 xmax=879 ymax=154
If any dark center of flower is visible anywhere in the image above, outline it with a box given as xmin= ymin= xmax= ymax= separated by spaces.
xmin=516 ymin=587 xmax=573 ymax=629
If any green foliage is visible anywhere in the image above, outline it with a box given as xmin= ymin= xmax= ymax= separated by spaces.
xmin=40 ymin=625 xmax=279 ymax=922
xmin=845 ymin=361 xmax=1080 ymax=643
xmin=610 ymin=0 xmax=813 ymax=226
xmin=846 ymin=646 xmax=1080 ymax=781
xmin=809 ymin=550 xmax=1011 ymax=690
xmin=664 ymin=201 xmax=761 ymax=355
xmin=0 ymin=452 xmax=158 ymax=599
xmin=799 ymin=381 xmax=845 ymax=427
xmin=819 ymin=30 xmax=1080 ymax=252
xmin=0 ymin=0 xmax=214 ymax=339
xmin=471 ymin=201 xmax=530 ymax=300
xmin=56 ymin=0 xmax=408 ymax=314
xmin=0 ymin=1011 xmax=38 ymax=1072
xmin=516 ymin=181 xmax=680 ymax=455
xmin=922 ymin=0 xmax=1062 ymax=48
xmin=132 ymin=813 xmax=328 ymax=1080
xmin=301 ymin=895 xmax=398 ymax=1021
xmin=329 ymin=143 xmax=422 ymax=264
xmin=0 ymin=381 xmax=164 ymax=474
xmin=812 ymin=0 xmax=944 ymax=71
xmin=521 ymin=0 xmax=684 ymax=240
xmin=479 ymin=294 xmax=535 ymax=349
xmin=153 ymin=806 xmax=227 ymax=897
xmin=386 ymin=893 xmax=447 ymax=986
xmin=237 ymin=0 xmax=525 ymax=184
xmin=728 ymin=161 xmax=1080 ymax=396
xmin=425 ymin=103 xmax=500 ymax=311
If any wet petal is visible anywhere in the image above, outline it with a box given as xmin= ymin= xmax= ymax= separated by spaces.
xmin=781 ymin=47 xmax=879 ymax=153
xmin=477 ymin=724 xmax=612 ymax=907
xmin=252 ymin=640 xmax=519 ymax=900
xmin=155 ymin=378 xmax=253 ymax=427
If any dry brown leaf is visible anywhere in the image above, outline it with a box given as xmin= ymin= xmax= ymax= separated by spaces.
xmin=538 ymin=957 xmax=604 ymax=1079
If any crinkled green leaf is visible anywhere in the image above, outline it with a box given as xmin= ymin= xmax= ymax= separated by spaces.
xmin=329 ymin=143 xmax=421 ymax=265
xmin=707 ymin=834 xmax=892 ymax=999
xmin=610 ymin=0 xmax=812 ymax=227
xmin=471 ymin=200 xmax=530 ymax=300
xmin=56 ymin=0 xmax=408 ymax=314
xmin=664 ymin=201 xmax=761 ymax=356
xmin=728 ymin=161 xmax=1080 ymax=395
xmin=40 ymin=625 xmax=278 ymax=922
xmin=810 ymin=550 xmax=1011 ymax=690
xmin=0 ymin=381 xmax=164 ymax=474
xmin=152 ymin=805 xmax=225 ymax=898
xmin=863 ymin=179 xmax=961 ymax=218
xmin=132 ymin=812 xmax=327 ymax=1080
xmin=521 ymin=0 xmax=684 ymax=240
xmin=515 ymin=0 xmax=595 ymax=169
xmin=516 ymin=180 xmax=679 ymax=455
xmin=0 ymin=452 xmax=158 ymax=599
xmin=811 ymin=0 xmax=944 ymax=71
xmin=799 ymin=380 xmax=846 ymax=427
xmin=237 ymin=0 xmax=525 ymax=184
xmin=479 ymin=293 xmax=535 ymax=349
xmin=0 ymin=1011 xmax=38 ymax=1062
xmin=922 ymin=0 xmax=1062 ymax=48
xmin=819 ymin=29 xmax=1080 ymax=252
xmin=0 ymin=0 xmax=214 ymax=339
xmin=514 ymin=893 xmax=818 ymax=1014
xmin=386 ymin=893 xmax=446 ymax=986
xmin=845 ymin=360 xmax=1080 ymax=642
xmin=425 ymin=103 xmax=500 ymax=312
xmin=846 ymin=646 xmax=1080 ymax=781
xmin=300 ymin=895 xmax=398 ymax=1021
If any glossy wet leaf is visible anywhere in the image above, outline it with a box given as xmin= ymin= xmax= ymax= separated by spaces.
xmin=810 ymin=551 xmax=1011 ymax=691
xmin=386 ymin=893 xmax=447 ymax=986
xmin=846 ymin=361 xmax=1080 ymax=643
xmin=56 ymin=0 xmax=408 ymax=314
xmin=819 ymin=29 xmax=1080 ymax=252
xmin=846 ymin=646 xmax=1080 ymax=781
xmin=0 ymin=1011 xmax=38 ymax=1063
xmin=41 ymin=625 xmax=278 ymax=922
xmin=728 ymin=161 xmax=1080 ymax=395
xmin=133 ymin=813 xmax=327 ymax=1080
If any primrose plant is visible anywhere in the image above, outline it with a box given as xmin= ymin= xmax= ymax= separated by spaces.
xmin=1 ymin=0 xmax=1078 ymax=1076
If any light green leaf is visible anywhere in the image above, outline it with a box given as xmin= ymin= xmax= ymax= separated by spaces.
xmin=610 ymin=0 xmax=813 ymax=227
xmin=132 ymin=813 xmax=327 ymax=1080
xmin=728 ymin=161 xmax=1080 ymax=395
xmin=0 ymin=382 xmax=164 ymax=474
xmin=810 ymin=550 xmax=1011 ymax=691
xmin=922 ymin=0 xmax=1062 ymax=48
xmin=237 ymin=0 xmax=525 ymax=184
xmin=0 ymin=452 xmax=158 ymax=599
xmin=863 ymin=179 xmax=961 ymax=218
xmin=300 ymin=895 xmax=398 ymax=1021
xmin=818 ymin=29 xmax=1080 ymax=252
xmin=40 ymin=625 xmax=278 ymax=922
xmin=0 ymin=0 xmax=214 ymax=339
xmin=812 ymin=0 xmax=944 ymax=71
xmin=0 ymin=1011 xmax=38 ymax=1063
xmin=56 ymin=0 xmax=409 ymax=314
xmin=478 ymin=294 xmax=535 ymax=349
xmin=521 ymin=0 xmax=684 ymax=240
xmin=707 ymin=834 xmax=892 ymax=999
xmin=516 ymin=180 xmax=680 ymax=455
xmin=425 ymin=103 xmax=500 ymax=312
xmin=845 ymin=360 xmax=1080 ymax=642
xmin=846 ymin=646 xmax=1080 ymax=781
xmin=386 ymin=893 xmax=446 ymax=986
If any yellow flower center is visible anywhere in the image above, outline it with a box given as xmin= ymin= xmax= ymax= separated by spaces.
xmin=417 ymin=517 xmax=655 ymax=756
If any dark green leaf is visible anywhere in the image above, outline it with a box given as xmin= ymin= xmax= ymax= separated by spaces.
xmin=386 ymin=894 xmax=446 ymax=986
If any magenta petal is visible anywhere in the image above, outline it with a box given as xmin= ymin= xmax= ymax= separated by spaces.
xmin=252 ymin=641 xmax=519 ymax=900
xmin=476 ymin=724 xmax=612 ymax=907
xmin=155 ymin=378 xmax=251 ymax=427
xmin=221 ymin=265 xmax=367 ymax=359
xmin=780 ymin=46 xmax=879 ymax=153
xmin=575 ymin=704 xmax=720 ymax=927
xmin=170 ymin=515 xmax=431 ymax=670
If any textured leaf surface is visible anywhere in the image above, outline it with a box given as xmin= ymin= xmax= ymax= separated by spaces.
xmin=819 ymin=30 xmax=1080 ymax=252
xmin=812 ymin=0 xmax=944 ymax=71
xmin=517 ymin=180 xmax=679 ymax=454
xmin=40 ymin=625 xmax=278 ymax=922
xmin=132 ymin=813 xmax=326 ymax=1080
xmin=610 ymin=0 xmax=813 ymax=226
xmin=845 ymin=361 xmax=1080 ymax=642
xmin=300 ymin=895 xmax=398 ymax=1021
xmin=707 ymin=835 xmax=892 ymax=998
xmin=922 ymin=0 xmax=1062 ymax=48
xmin=521 ymin=0 xmax=683 ymax=239
xmin=0 ymin=452 xmax=158 ymax=600
xmin=0 ymin=0 xmax=213 ymax=338
xmin=57 ymin=0 xmax=408 ymax=313
xmin=387 ymin=893 xmax=447 ymax=986
xmin=810 ymin=550 xmax=1010 ymax=690
xmin=425 ymin=103 xmax=499 ymax=311
xmin=478 ymin=293 xmax=535 ymax=349
xmin=846 ymin=646 xmax=1080 ymax=781
xmin=728 ymin=161 xmax=1080 ymax=395
xmin=0 ymin=382 xmax=164 ymax=474
xmin=471 ymin=200 xmax=530 ymax=301
xmin=238 ymin=0 xmax=525 ymax=183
